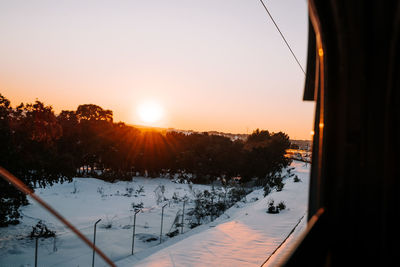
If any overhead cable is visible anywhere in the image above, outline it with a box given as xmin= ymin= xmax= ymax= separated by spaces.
xmin=259 ymin=0 xmax=306 ymax=75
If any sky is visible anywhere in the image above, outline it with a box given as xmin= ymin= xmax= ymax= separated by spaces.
xmin=0 ymin=0 xmax=314 ymax=140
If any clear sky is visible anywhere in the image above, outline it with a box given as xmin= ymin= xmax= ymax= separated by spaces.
xmin=0 ymin=0 xmax=313 ymax=140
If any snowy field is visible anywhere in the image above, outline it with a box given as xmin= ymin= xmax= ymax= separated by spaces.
xmin=0 ymin=160 xmax=310 ymax=266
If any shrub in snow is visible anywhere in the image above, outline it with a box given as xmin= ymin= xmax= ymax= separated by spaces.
xmin=228 ymin=187 xmax=248 ymax=203
xmin=188 ymin=184 xmax=194 ymax=195
xmin=250 ymin=197 xmax=259 ymax=202
xmin=266 ymin=199 xmax=286 ymax=214
xmin=263 ymin=185 xmax=272 ymax=197
xmin=277 ymin=201 xmax=286 ymax=211
xmin=137 ymin=233 xmax=159 ymax=242
xmin=271 ymin=175 xmax=285 ymax=192
xmin=172 ymin=172 xmax=192 ymax=184
xmin=71 ymin=181 xmax=78 ymax=194
xmin=267 ymin=199 xmax=279 ymax=214
xmin=30 ymin=220 xmax=56 ymax=239
xmin=125 ymin=187 xmax=134 ymax=197
xmin=215 ymin=201 xmax=227 ymax=215
xmin=101 ymin=215 xmax=117 ymax=229
xmin=97 ymin=186 xmax=107 ymax=197
xmin=136 ymin=185 xmax=145 ymax=195
xmin=131 ymin=202 xmax=144 ymax=211
xmin=293 ymin=175 xmax=301 ymax=183
xmin=188 ymin=191 xmax=210 ymax=225
xmin=97 ymin=186 xmax=103 ymax=194
xmin=287 ymin=167 xmax=295 ymax=178
xmin=188 ymin=190 xmax=215 ymax=224
xmin=166 ymin=229 xmax=179 ymax=238
xmin=154 ymin=185 xmax=166 ymax=205
xmin=263 ymin=173 xmax=285 ymax=196
xmin=187 ymin=186 xmax=250 ymax=225
xmin=189 ymin=222 xmax=201 ymax=229
xmin=172 ymin=192 xmax=180 ymax=203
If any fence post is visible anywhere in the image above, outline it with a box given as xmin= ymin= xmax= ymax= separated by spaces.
xmin=181 ymin=200 xmax=186 ymax=234
xmin=160 ymin=203 xmax=167 ymax=244
xmin=53 ymin=236 xmax=57 ymax=252
xmin=92 ymin=219 xmax=101 ymax=267
xmin=211 ymin=195 xmax=214 ymax=222
xmin=34 ymin=236 xmax=38 ymax=267
xmin=131 ymin=209 xmax=141 ymax=255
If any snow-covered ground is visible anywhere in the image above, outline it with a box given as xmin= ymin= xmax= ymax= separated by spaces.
xmin=0 ymin=160 xmax=310 ymax=266
xmin=117 ymin=161 xmax=310 ymax=267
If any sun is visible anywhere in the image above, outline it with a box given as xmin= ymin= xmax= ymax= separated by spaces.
xmin=137 ymin=101 xmax=164 ymax=125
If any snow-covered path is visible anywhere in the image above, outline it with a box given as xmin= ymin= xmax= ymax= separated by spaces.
xmin=117 ymin=161 xmax=310 ymax=267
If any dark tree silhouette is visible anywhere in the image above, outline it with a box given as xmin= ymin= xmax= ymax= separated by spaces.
xmin=0 ymin=96 xmax=72 ymax=226
xmin=241 ymin=129 xmax=291 ymax=184
xmin=0 ymin=95 xmax=292 ymax=226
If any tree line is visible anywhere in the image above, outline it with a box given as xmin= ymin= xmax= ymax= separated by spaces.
xmin=0 ymin=94 xmax=291 ymax=226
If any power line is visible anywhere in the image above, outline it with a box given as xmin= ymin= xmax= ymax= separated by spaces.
xmin=259 ymin=0 xmax=306 ymax=75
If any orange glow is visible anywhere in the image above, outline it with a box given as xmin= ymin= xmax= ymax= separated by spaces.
xmin=137 ymin=101 xmax=164 ymax=126
xmin=319 ymin=123 xmax=324 ymax=128
xmin=318 ymin=48 xmax=324 ymax=57
xmin=0 ymin=0 xmax=313 ymax=140
xmin=310 ymin=130 xmax=315 ymax=136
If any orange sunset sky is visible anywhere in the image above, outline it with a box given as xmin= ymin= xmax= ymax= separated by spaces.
xmin=0 ymin=0 xmax=314 ymax=140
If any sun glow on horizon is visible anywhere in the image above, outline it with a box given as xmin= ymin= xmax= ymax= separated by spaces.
xmin=0 ymin=0 xmax=312 ymax=139
xmin=137 ymin=101 xmax=164 ymax=125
